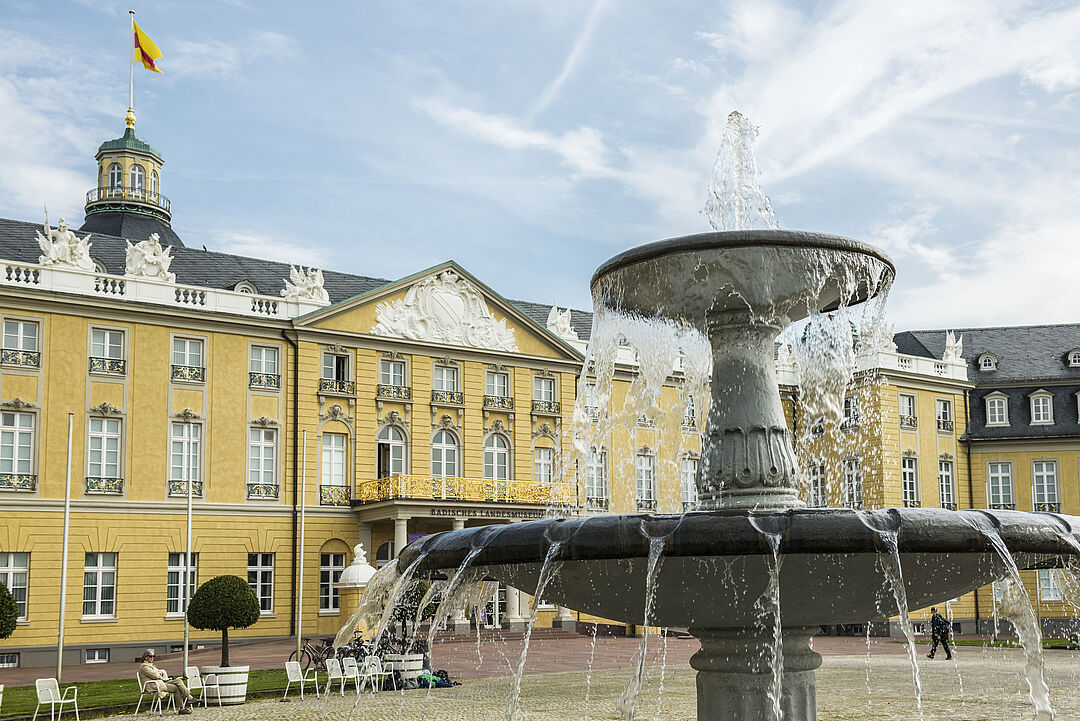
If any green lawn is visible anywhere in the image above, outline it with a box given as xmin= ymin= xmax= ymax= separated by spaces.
xmin=0 ymin=669 xmax=292 ymax=719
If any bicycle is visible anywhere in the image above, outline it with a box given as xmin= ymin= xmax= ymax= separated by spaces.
xmin=288 ymin=636 xmax=335 ymax=671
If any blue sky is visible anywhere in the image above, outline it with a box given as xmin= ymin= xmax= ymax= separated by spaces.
xmin=2 ymin=0 xmax=1080 ymax=331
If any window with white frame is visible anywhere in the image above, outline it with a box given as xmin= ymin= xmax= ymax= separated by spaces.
xmin=901 ymin=457 xmax=919 ymax=506
xmin=380 ymin=358 xmax=406 ymax=386
xmin=108 ymin=163 xmax=123 ymax=189
xmin=485 ymin=370 xmax=509 ymax=397
xmin=685 ymin=395 xmax=697 ymax=425
xmin=87 ymin=417 xmax=121 ymax=479
xmin=431 ymin=430 xmax=458 ymax=477
xmin=585 ymin=448 xmax=607 ymax=504
xmin=583 ymin=382 xmax=597 ymax=409
xmin=680 ymin=456 xmax=699 ymax=508
xmin=249 ymin=346 xmax=278 ymax=375
xmin=899 ymin=393 xmax=916 ymax=419
xmin=376 ymin=426 xmax=405 ymax=478
xmin=938 ymin=460 xmax=955 ymax=508
xmin=320 ymin=552 xmax=346 ymax=611
xmin=433 ymin=365 xmax=458 ymax=392
xmin=129 ymin=164 xmax=145 ymax=191
xmin=170 ymin=423 xmax=201 ymax=493
xmin=166 ymin=552 xmax=197 ymax=615
xmin=172 ymin=337 xmax=203 ymax=369
xmin=1038 ymin=569 xmax=1064 ymax=602
xmin=247 ymin=553 xmax=274 ymax=613
xmin=936 ymin=399 xmax=952 ymax=423
xmin=85 ymin=649 xmax=109 ymax=664
xmin=807 ymin=463 xmax=827 ymax=507
xmin=988 ymin=463 xmax=1014 ymax=508
xmin=248 ymin=428 xmax=277 ymax=487
xmin=149 ymin=170 xmax=159 ymax=195
xmin=1033 ymin=461 xmax=1059 ymax=509
xmin=1031 ymin=393 xmax=1053 ymax=424
xmin=843 ymin=459 xmax=862 ymax=509
xmin=986 ymin=395 xmax=1008 ymax=425
xmin=635 ymin=453 xmax=656 ymax=508
xmin=0 ymin=412 xmax=34 ymax=478
xmin=534 ymin=447 xmax=554 ymax=483
xmin=321 ymin=433 xmax=347 ymax=486
xmin=0 ymin=552 xmax=29 ymax=620
xmin=91 ymin=329 xmax=124 ymax=360
xmin=322 ymin=353 xmax=349 ymax=381
xmin=842 ymin=396 xmax=859 ymax=427
xmin=979 ymin=354 xmax=997 ymax=371
xmin=483 ymin=435 xmax=510 ymax=480
xmin=1070 ymin=350 xmax=1080 ymax=368
xmin=533 ymin=376 xmax=555 ymax=402
xmin=4 ymin=320 xmax=38 ymax=353
xmin=82 ymin=552 xmax=117 ymax=617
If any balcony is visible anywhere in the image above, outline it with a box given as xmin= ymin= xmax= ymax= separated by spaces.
xmin=249 ymin=372 xmax=280 ymax=390
xmin=85 ymin=477 xmax=123 ymax=494
xmin=1035 ymin=502 xmax=1061 ymax=513
xmin=431 ymin=389 xmax=464 ymax=405
xmin=1 ymin=349 xmax=40 ymax=368
xmin=585 ymin=496 xmax=609 ymax=511
xmin=319 ymin=378 xmax=355 ymax=395
xmin=583 ymin=406 xmax=600 ymax=421
xmin=990 ymin=503 xmax=1016 ymax=510
xmin=682 ymin=416 xmax=697 ymax=430
xmin=483 ymin=395 xmax=514 ymax=410
xmin=172 ymin=365 xmax=205 ymax=382
xmin=320 ymin=484 xmax=352 ymax=506
xmin=682 ymin=501 xmax=698 ymax=512
xmin=937 ymin=419 xmax=954 ymax=432
xmin=635 ymin=499 xmax=657 ymax=512
xmin=85 ymin=185 xmax=171 ymax=220
xmin=90 ymin=357 xmax=126 ymax=375
xmin=636 ymin=415 xmax=654 ymax=427
xmin=356 ymin=475 xmax=574 ymax=506
xmin=532 ymin=400 xmax=561 ymax=415
xmin=941 ymin=502 xmax=958 ymax=511
xmin=377 ymin=384 xmax=411 ymax=400
xmin=903 ymin=498 xmax=922 ymax=508
xmin=840 ymin=416 xmax=860 ymax=430
xmin=247 ymin=483 xmax=280 ymax=499
xmin=0 ymin=473 xmax=37 ymax=491
xmin=168 ymin=480 xmax=204 ymax=497
xmin=899 ymin=415 xmax=918 ymax=429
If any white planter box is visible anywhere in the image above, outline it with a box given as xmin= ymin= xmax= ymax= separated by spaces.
xmin=200 ymin=664 xmax=249 ymax=705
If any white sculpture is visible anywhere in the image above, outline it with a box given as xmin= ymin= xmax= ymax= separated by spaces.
xmin=372 ymin=269 xmax=518 ymax=352
xmin=35 ymin=212 xmax=94 ymax=271
xmin=546 ymin=303 xmax=579 ymax=342
xmin=336 ymin=542 xmax=377 ymax=588
xmin=943 ymin=330 xmax=964 ymax=361
xmin=281 ymin=265 xmax=330 ymax=304
xmin=125 ymin=233 xmax=176 ymax=282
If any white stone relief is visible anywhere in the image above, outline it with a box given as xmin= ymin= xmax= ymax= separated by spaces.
xmin=36 ymin=213 xmax=94 ymax=272
xmin=125 ymin=233 xmax=176 ymax=282
xmin=281 ymin=265 xmax=330 ymax=304
xmin=546 ymin=303 xmax=579 ymax=342
xmin=943 ymin=330 xmax=963 ymax=362
xmin=371 ymin=270 xmax=518 ymax=352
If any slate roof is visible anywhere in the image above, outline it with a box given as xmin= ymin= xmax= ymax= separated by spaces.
xmin=511 ymin=299 xmax=593 ymax=341
xmin=967 ymin=384 xmax=1080 ymax=440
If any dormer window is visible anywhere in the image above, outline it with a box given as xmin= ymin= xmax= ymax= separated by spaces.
xmin=233 ymin=281 xmax=258 ymax=294
xmin=978 ymin=353 xmax=998 ymax=371
xmin=985 ymin=392 xmax=1009 ymax=426
xmin=1030 ymin=390 xmax=1054 ymax=425
xmin=1068 ymin=349 xmax=1080 ymax=368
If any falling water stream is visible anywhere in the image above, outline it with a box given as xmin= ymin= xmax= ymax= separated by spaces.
xmin=874 ymin=527 xmax=924 ymax=720
xmin=748 ymin=522 xmax=784 ymax=721
xmin=505 ymin=542 xmax=564 ymax=721
xmin=615 ymin=535 xmax=666 ymax=721
xmin=583 ymin=622 xmax=599 ymax=721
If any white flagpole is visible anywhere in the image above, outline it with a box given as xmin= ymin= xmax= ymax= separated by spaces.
xmin=297 ymin=430 xmax=307 ymax=657
xmin=183 ymin=426 xmax=194 ymax=674
xmin=56 ymin=413 xmax=74 ymax=681
xmin=128 ymin=10 xmax=135 ymax=116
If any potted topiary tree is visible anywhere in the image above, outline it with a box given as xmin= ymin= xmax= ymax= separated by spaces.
xmin=186 ymin=575 xmax=260 ymax=705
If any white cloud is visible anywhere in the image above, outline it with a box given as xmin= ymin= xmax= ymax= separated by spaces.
xmin=210 ymin=231 xmax=332 ymax=269
xmin=168 ymin=31 xmax=297 ymax=78
xmin=529 ymin=0 xmax=611 ymax=118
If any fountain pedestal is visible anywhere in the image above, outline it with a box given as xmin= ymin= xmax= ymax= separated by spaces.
xmin=691 ymin=627 xmax=820 ymax=721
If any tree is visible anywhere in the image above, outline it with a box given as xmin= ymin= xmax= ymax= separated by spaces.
xmin=389 ymin=579 xmax=439 ymax=650
xmin=186 ymin=575 xmax=260 ymax=666
xmin=0 ymin=581 xmax=17 ymax=639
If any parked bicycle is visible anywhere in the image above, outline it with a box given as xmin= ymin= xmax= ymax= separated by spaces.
xmin=288 ymin=636 xmax=335 ymax=670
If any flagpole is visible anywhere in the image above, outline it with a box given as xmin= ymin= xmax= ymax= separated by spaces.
xmin=128 ymin=10 xmax=135 ymax=118
xmin=296 ymin=430 xmax=307 ymax=658
xmin=56 ymin=413 xmax=74 ymax=682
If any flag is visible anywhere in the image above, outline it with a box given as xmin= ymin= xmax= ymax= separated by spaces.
xmin=133 ymin=21 xmax=164 ymax=74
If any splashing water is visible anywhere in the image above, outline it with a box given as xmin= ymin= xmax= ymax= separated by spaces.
xmin=505 ymin=542 xmax=563 ymax=721
xmin=615 ymin=535 xmax=666 ymax=721
xmin=749 ymin=523 xmax=784 ymax=721
xmin=703 ymin=110 xmax=779 ymax=231
xmin=873 ymin=526 xmax=924 ymax=720
xmin=425 ymin=546 xmax=486 ymax=655
xmin=334 ymin=558 xmax=402 ymax=648
xmin=583 ymin=622 xmax=599 ymax=721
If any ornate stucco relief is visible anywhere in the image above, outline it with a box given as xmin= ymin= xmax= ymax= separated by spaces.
xmin=281 ymin=265 xmax=330 ymax=305
xmin=546 ymin=304 xmax=578 ymax=342
xmin=371 ymin=270 xmax=518 ymax=352
xmin=125 ymin=233 xmax=176 ymax=282
xmin=36 ymin=215 xmax=94 ymax=272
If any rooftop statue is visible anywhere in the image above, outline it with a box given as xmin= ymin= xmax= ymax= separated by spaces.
xmin=943 ymin=330 xmax=964 ymax=361
xmin=36 ymin=210 xmax=95 ymax=272
xmin=281 ymin=265 xmax=330 ymax=304
xmin=125 ymin=233 xmax=176 ymax=283
xmin=546 ymin=303 xmax=579 ymax=342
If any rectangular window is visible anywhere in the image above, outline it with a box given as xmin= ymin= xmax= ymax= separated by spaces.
xmin=166 ymin=553 xmax=197 ymax=615
xmin=380 ymin=359 xmax=405 ymax=386
xmin=248 ymin=428 xmax=277 ymax=486
xmin=0 ymin=552 xmax=29 ymax=619
xmin=680 ymin=457 xmax=699 ymax=508
xmin=170 ymin=423 xmax=201 ymax=492
xmin=320 ymin=553 xmax=346 ymax=612
xmin=585 ymin=449 xmax=607 ymax=505
xmin=842 ymin=396 xmax=859 ymax=427
xmin=533 ymin=447 xmax=553 ymax=483
xmin=844 ymin=459 xmax=862 ymax=509
xmin=0 ymin=652 xmax=19 ymax=668
xmin=322 ymin=354 xmax=349 ymax=381
xmin=936 ymin=399 xmax=951 ymax=422
xmin=807 ymin=464 xmax=827 ymax=508
xmin=1033 ymin=461 xmax=1059 ymax=508
xmin=3 ymin=320 xmax=38 ymax=352
xmin=249 ymin=346 xmax=278 ymax=374
xmin=0 ymin=412 xmax=34 ymax=475
xmin=533 ymin=377 xmax=555 ymax=402
xmin=88 ymin=417 xmax=122 ymax=479
xmin=321 ymin=433 xmax=346 ymax=486
xmin=82 ymin=552 xmax=117 ymax=617
xmin=987 ymin=397 xmax=1007 ymax=425
xmin=433 ymin=366 xmax=458 ymax=392
xmin=901 ymin=457 xmax=919 ymax=506
xmin=938 ymin=460 xmax=955 ymax=508
xmin=172 ymin=337 xmax=203 ymax=368
xmin=899 ymin=394 xmax=916 ymax=419
xmin=247 ymin=553 xmax=274 ymax=613
xmin=635 ymin=454 xmax=656 ymax=508
xmin=485 ymin=371 xmax=508 ymax=397
xmin=1038 ymin=569 xmax=1064 ymax=602
xmin=85 ymin=649 xmax=109 ymax=664
xmin=1032 ymin=396 xmax=1053 ymax=424
xmin=988 ymin=463 xmax=1014 ymax=508
xmin=91 ymin=329 xmax=124 ymax=359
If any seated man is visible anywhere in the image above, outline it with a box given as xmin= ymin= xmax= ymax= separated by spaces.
xmin=138 ymin=649 xmax=195 ymax=714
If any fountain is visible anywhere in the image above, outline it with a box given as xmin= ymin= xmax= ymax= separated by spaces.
xmin=363 ymin=112 xmax=1080 ymax=721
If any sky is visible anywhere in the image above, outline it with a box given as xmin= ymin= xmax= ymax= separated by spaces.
xmin=2 ymin=0 xmax=1080 ymax=332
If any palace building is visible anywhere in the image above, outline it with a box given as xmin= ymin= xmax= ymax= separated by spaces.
xmin=0 ymin=118 xmax=1076 ymax=668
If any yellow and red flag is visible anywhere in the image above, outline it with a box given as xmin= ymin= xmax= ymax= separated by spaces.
xmin=133 ymin=21 xmax=164 ymax=74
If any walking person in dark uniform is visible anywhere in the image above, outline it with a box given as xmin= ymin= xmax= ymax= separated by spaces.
xmin=926 ymin=607 xmax=952 ymax=660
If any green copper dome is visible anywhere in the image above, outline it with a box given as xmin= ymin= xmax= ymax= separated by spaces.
xmin=97 ymin=127 xmax=162 ymax=161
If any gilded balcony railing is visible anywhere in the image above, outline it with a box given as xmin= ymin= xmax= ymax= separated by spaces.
xmin=320 ymin=484 xmax=352 ymax=506
xmin=0 ymin=473 xmax=37 ymax=491
xmin=483 ymin=395 xmax=514 ymax=410
xmin=86 ymin=185 xmax=171 ymax=213
xmin=320 ymin=378 xmax=355 ymax=395
xmin=937 ymin=419 xmax=954 ymax=432
xmin=355 ymin=475 xmax=575 ymax=505
xmin=941 ymin=502 xmax=958 ymax=511
xmin=990 ymin=502 xmax=1016 ymax=510
xmin=585 ymin=496 xmax=609 ymax=511
xmin=432 ymin=390 xmax=464 ymax=405
xmin=168 ymin=480 xmax=204 ymax=497
xmin=247 ymin=483 xmax=280 ymax=499
xmin=635 ymin=498 xmax=657 ymax=512
xmin=682 ymin=501 xmax=697 ymax=512
xmin=90 ymin=357 xmax=126 ymax=375
xmin=172 ymin=365 xmax=205 ymax=382
xmin=682 ymin=415 xmax=697 ymax=430
xmin=899 ymin=415 xmax=918 ymax=428
xmin=85 ymin=477 xmax=123 ymax=494
xmin=1 ymin=349 xmax=40 ymax=368
xmin=903 ymin=498 xmax=922 ymax=508
xmin=377 ymin=384 xmax=411 ymax=400
xmin=249 ymin=372 xmax=280 ymax=389
xmin=532 ymin=400 xmax=561 ymax=415
xmin=1035 ymin=502 xmax=1061 ymax=512
xmin=583 ymin=406 xmax=600 ymax=421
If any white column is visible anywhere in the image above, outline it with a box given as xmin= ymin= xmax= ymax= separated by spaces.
xmin=554 ymin=605 xmax=576 ymax=632
xmin=394 ymin=517 xmax=409 ymax=558
xmin=451 ymin=518 xmax=465 ymax=532
xmin=503 ymin=586 xmax=525 ymax=630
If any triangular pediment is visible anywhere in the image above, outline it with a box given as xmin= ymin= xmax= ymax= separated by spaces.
xmin=297 ymin=262 xmax=583 ymax=360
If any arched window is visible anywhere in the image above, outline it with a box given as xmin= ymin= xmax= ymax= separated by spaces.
xmin=483 ymin=434 xmax=509 ymax=481
xmin=108 ymin=163 xmax=123 ymax=190
xmin=431 ymin=430 xmax=458 ymax=477
xmin=375 ymin=541 xmax=395 ymax=568
xmin=979 ymin=354 xmax=997 ymax=371
xmin=376 ymin=426 xmax=405 ymax=478
xmin=150 ymin=170 xmax=159 ymax=196
xmin=129 ymin=164 xmax=145 ymax=193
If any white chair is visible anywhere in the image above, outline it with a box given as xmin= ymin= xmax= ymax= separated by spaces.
xmin=134 ymin=674 xmax=175 ymax=716
xmin=357 ymin=657 xmax=390 ymax=693
xmin=340 ymin=656 xmax=363 ymax=695
xmin=324 ymin=657 xmax=346 ymax=697
xmin=185 ymin=666 xmax=221 ymax=707
xmin=32 ymin=678 xmax=79 ymax=721
xmin=283 ymin=660 xmax=320 ymax=700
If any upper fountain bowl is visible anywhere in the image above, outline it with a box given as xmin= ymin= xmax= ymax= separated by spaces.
xmin=591 ymin=230 xmax=895 ymax=329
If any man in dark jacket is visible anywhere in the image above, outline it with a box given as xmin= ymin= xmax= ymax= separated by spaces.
xmin=926 ymin=607 xmax=952 ymax=660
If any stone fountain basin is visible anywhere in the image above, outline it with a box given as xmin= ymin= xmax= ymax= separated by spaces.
xmin=400 ymin=508 xmax=1079 ymax=628
xmin=590 ymin=230 xmax=895 ymax=326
